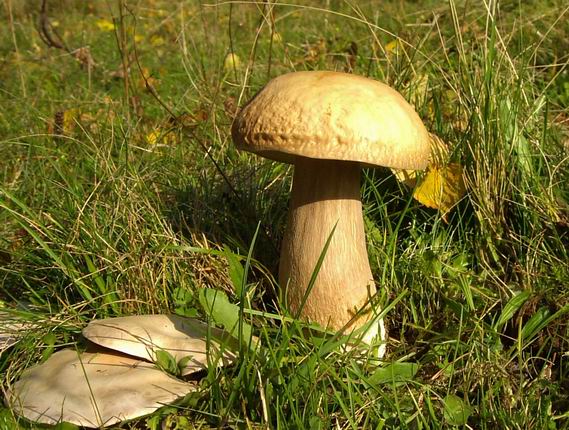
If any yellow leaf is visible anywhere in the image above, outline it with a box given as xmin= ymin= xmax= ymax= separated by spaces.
xmin=392 ymin=133 xmax=449 ymax=189
xmin=150 ymin=35 xmax=165 ymax=46
xmin=391 ymin=134 xmax=466 ymax=218
xmin=146 ymin=129 xmax=176 ymax=146
xmin=62 ymin=109 xmax=79 ymax=134
xmin=385 ymin=39 xmax=401 ymax=56
xmin=429 ymin=133 xmax=449 ymax=167
xmin=96 ymin=19 xmax=115 ymax=32
xmin=47 ymin=109 xmax=79 ymax=136
xmin=224 ymin=53 xmax=241 ymax=72
xmin=146 ymin=130 xmax=160 ymax=145
xmin=393 ymin=169 xmax=418 ymax=189
xmin=413 ymin=163 xmax=466 ymax=216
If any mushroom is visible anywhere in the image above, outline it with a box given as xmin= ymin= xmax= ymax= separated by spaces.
xmin=232 ymin=71 xmax=430 ymax=354
xmin=7 ymin=348 xmax=194 ymax=427
xmin=82 ymin=314 xmax=237 ymax=375
xmin=0 ymin=312 xmax=31 ymax=354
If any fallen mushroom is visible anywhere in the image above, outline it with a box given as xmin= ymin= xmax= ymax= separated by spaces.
xmin=0 ymin=312 xmax=32 ymax=354
xmin=232 ymin=71 xmax=430 ymax=356
xmin=6 ymin=348 xmax=194 ymax=428
xmin=83 ymin=314 xmax=237 ymax=375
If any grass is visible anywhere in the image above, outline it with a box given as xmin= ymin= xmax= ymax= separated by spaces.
xmin=0 ymin=0 xmax=568 ymax=428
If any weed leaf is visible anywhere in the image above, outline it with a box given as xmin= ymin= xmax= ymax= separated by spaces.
xmin=198 ymin=288 xmax=252 ymax=343
xmin=443 ymin=394 xmax=472 ymax=426
xmin=222 ymin=245 xmax=245 ymax=297
xmin=154 ymin=349 xmax=179 ymax=376
xmin=493 ymin=290 xmax=531 ymax=332
xmin=369 ymin=362 xmax=419 ymax=387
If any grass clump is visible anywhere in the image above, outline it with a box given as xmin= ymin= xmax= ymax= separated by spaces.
xmin=0 ymin=0 xmax=568 ymax=428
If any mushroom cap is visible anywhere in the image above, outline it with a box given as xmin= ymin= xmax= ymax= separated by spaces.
xmin=0 ymin=312 xmax=31 ymax=354
xmin=232 ymin=71 xmax=431 ymax=170
xmin=82 ymin=315 xmax=237 ymax=376
xmin=6 ymin=348 xmax=194 ymax=427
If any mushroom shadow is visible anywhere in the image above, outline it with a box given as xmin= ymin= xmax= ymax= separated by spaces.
xmin=162 ymin=159 xmax=291 ymax=284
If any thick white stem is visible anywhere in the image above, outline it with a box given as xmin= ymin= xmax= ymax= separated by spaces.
xmin=279 ymin=158 xmax=377 ymax=331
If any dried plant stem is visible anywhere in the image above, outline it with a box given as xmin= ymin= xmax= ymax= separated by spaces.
xmin=6 ymin=0 xmax=27 ymax=98
xmin=117 ymin=0 xmax=130 ymax=118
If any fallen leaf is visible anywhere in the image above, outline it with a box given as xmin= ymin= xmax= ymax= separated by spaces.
xmin=413 ymin=163 xmax=466 ymax=217
xmin=385 ymin=39 xmax=402 ymax=57
xmin=150 ymin=35 xmax=165 ymax=46
xmin=145 ymin=128 xmax=176 ymax=146
xmin=392 ymin=133 xmax=449 ymax=188
xmin=137 ymin=67 xmax=159 ymax=91
xmin=47 ymin=109 xmax=79 ymax=136
xmin=392 ymin=134 xmax=466 ymax=219
xmin=224 ymin=52 xmax=241 ymax=72
xmin=224 ymin=97 xmax=238 ymax=118
xmin=72 ymin=46 xmax=96 ymax=69
xmin=96 ymin=19 xmax=115 ymax=32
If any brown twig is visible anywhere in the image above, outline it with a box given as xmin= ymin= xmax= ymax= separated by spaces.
xmin=38 ymin=0 xmax=69 ymax=52
xmin=37 ymin=0 xmax=96 ymax=72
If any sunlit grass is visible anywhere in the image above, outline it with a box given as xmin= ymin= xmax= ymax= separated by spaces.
xmin=0 ymin=0 xmax=568 ymax=428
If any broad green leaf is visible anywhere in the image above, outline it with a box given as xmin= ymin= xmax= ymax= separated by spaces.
xmin=145 ymin=414 xmax=161 ymax=430
xmin=154 ymin=349 xmax=180 ymax=376
xmin=520 ymin=307 xmax=550 ymax=342
xmin=41 ymin=332 xmax=57 ymax=362
xmin=162 ymin=414 xmax=192 ymax=429
xmin=493 ymin=290 xmax=531 ymax=332
xmin=443 ymin=394 xmax=472 ymax=426
xmin=369 ymin=362 xmax=419 ymax=386
xmin=223 ymin=245 xmax=245 ymax=296
xmin=198 ymin=288 xmax=252 ymax=343
xmin=172 ymin=287 xmax=198 ymax=318
xmin=521 ymin=304 xmax=569 ymax=343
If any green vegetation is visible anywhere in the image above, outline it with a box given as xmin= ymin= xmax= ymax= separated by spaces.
xmin=1 ymin=0 xmax=568 ymax=428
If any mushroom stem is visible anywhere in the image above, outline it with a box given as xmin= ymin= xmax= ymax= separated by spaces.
xmin=279 ymin=158 xmax=377 ymax=331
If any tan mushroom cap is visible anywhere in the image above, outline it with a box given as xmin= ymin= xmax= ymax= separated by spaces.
xmin=82 ymin=315 xmax=237 ymax=376
xmin=0 ymin=312 xmax=32 ymax=354
xmin=7 ymin=348 xmax=194 ymax=427
xmin=232 ymin=70 xmax=431 ymax=170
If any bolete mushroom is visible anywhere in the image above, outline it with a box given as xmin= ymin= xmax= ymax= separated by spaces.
xmin=7 ymin=348 xmax=194 ymax=427
xmin=83 ymin=314 xmax=237 ymax=375
xmin=232 ymin=71 xmax=430 ymax=354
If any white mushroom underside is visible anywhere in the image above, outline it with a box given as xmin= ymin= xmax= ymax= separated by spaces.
xmin=82 ymin=315 xmax=237 ymax=375
xmin=7 ymin=349 xmax=194 ymax=427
